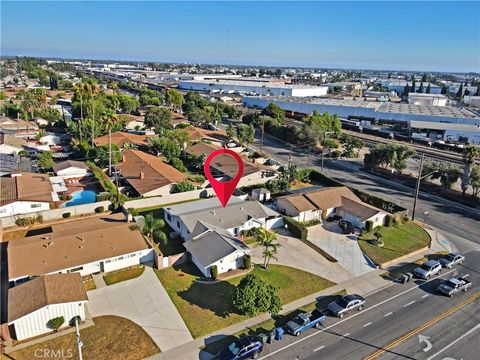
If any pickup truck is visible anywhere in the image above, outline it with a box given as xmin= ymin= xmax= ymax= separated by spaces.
xmin=437 ymin=275 xmax=472 ymax=297
xmin=286 ymin=310 xmax=326 ymax=336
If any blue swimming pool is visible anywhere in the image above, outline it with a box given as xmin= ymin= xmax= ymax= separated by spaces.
xmin=63 ymin=190 xmax=97 ymax=207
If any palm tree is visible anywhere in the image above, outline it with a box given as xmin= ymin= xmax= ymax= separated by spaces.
xmin=461 ymin=146 xmax=480 ymax=196
xmin=141 ymin=214 xmax=164 ymax=241
xmin=101 ymin=109 xmax=118 ymax=176
xmin=85 ymin=81 xmax=100 ymax=146
xmin=255 ymin=228 xmax=280 ymax=269
xmin=21 ymin=91 xmax=40 ymax=134
xmin=75 ymin=82 xmax=89 ymax=141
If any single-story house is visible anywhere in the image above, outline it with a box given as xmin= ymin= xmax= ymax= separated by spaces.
xmin=184 ymin=221 xmax=251 ymax=277
xmin=276 ymin=186 xmax=387 ymax=229
xmin=171 ymin=113 xmax=190 ymax=128
xmin=8 ymin=273 xmax=88 ymax=340
xmin=164 ymin=196 xmax=283 ymax=241
xmin=183 ymin=126 xmax=229 ymax=147
xmin=93 ymin=131 xmax=152 ymax=148
xmin=7 ymin=213 xmax=154 ymax=284
xmin=186 ymin=142 xmax=276 ymax=187
xmin=53 ymin=160 xmax=90 ymax=179
xmin=0 ymin=133 xmax=27 ymax=155
xmin=251 ymin=188 xmax=271 ymax=203
xmin=0 ymin=172 xmax=58 ymax=218
xmin=117 ymin=149 xmax=187 ymax=197
xmin=0 ymin=117 xmax=39 ymax=139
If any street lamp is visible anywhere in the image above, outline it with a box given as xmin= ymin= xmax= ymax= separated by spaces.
xmin=411 ymin=154 xmax=439 ymax=221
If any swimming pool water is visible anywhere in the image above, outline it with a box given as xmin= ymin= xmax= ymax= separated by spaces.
xmin=63 ymin=190 xmax=97 ymax=207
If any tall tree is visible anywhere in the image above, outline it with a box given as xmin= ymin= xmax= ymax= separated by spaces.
xmin=461 ymin=146 xmax=480 ymax=196
xmin=410 ymin=75 xmax=416 ymax=93
xmin=441 ymin=84 xmax=448 ymax=95
xmin=456 ymin=83 xmax=464 ymax=99
xmin=165 ymin=89 xmax=184 ymax=112
xmin=144 ymin=107 xmax=173 ymax=134
xmin=232 ymin=274 xmax=282 ymax=316
xmin=101 ymin=109 xmax=118 ymax=176
xmin=418 ymin=81 xmax=424 ymax=93
xmin=255 ymin=228 xmax=280 ymax=268
xmin=426 ymin=83 xmax=431 ymax=94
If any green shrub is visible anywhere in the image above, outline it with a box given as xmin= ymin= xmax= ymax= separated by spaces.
xmin=172 ymin=180 xmax=195 ymax=193
xmin=47 ymin=316 xmax=65 ymax=332
xmin=393 ymin=216 xmax=402 ymax=226
xmin=210 ymin=265 xmax=218 ymax=280
xmin=62 ymin=212 xmax=71 ymax=219
xmin=95 ymin=206 xmax=105 ymax=213
xmin=170 ymin=157 xmax=188 ymax=173
xmin=129 ymin=224 xmax=140 ymax=231
xmin=283 ymin=216 xmax=307 ymax=241
xmin=15 ymin=217 xmax=31 ymax=227
xmin=96 ymin=193 xmax=110 ymax=201
xmin=244 ymin=254 xmax=251 ymax=269
xmin=154 ymin=231 xmax=168 ymax=244
xmin=402 ymin=216 xmax=410 ymax=223
xmin=365 ymin=220 xmax=373 ymax=232
xmin=128 ymin=208 xmax=139 ymax=217
xmin=331 ymin=150 xmax=342 ymax=158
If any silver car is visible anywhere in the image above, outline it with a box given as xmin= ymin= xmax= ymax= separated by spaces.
xmin=439 ymin=253 xmax=465 ymax=269
xmin=328 ymin=294 xmax=366 ymax=318
xmin=414 ymin=260 xmax=442 ymax=279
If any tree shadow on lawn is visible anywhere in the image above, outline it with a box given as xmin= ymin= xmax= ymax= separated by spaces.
xmin=178 ymin=280 xmax=238 ymax=318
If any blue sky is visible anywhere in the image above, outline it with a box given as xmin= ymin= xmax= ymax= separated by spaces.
xmin=2 ymin=1 xmax=479 ymax=72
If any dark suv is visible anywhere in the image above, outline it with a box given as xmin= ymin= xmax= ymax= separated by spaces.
xmin=339 ymin=220 xmax=355 ymax=234
xmin=216 ymin=336 xmax=263 ymax=360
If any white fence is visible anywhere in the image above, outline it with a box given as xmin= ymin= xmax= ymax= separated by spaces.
xmin=0 ymin=200 xmax=111 ymax=228
xmin=124 ymin=188 xmax=217 ymax=209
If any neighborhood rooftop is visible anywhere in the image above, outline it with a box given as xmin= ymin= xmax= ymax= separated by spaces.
xmin=8 ymin=273 xmax=88 ymax=323
xmin=0 ymin=172 xmax=55 ymax=207
xmin=52 ymin=160 xmax=89 ymax=173
xmin=7 ymin=213 xmax=149 ymax=281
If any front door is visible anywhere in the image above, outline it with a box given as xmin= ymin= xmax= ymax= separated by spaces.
xmin=100 ymin=261 xmax=105 ymax=272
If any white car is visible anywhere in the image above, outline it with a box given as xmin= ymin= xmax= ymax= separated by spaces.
xmin=439 ymin=253 xmax=465 ymax=268
xmin=414 ymin=260 xmax=442 ymax=279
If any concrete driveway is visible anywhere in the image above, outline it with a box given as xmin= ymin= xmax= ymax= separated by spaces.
xmin=307 ymin=223 xmax=376 ymax=276
xmin=87 ymin=266 xmax=192 ymax=352
xmin=251 ymin=229 xmax=354 ymax=283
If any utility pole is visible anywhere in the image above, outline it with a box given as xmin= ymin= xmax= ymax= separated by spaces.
xmin=288 ymin=144 xmax=293 ymax=165
xmin=108 ymin=128 xmax=112 ymax=177
xmin=412 ymin=154 xmax=425 ymax=221
xmin=260 ymin=117 xmax=265 ymax=153
xmin=75 ymin=317 xmax=83 ymax=360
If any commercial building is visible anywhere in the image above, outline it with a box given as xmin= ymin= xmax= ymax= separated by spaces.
xmin=8 ymin=273 xmax=88 ymax=340
xmin=464 ymin=96 xmax=480 ymax=107
xmin=179 ymin=79 xmax=328 ymax=97
xmin=408 ymin=93 xmax=447 ymax=107
xmin=377 ymin=80 xmax=442 ymax=94
xmin=8 ymin=213 xmax=154 ymax=284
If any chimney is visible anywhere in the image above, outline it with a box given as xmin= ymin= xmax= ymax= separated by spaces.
xmin=140 ymin=171 xmax=144 ymax=179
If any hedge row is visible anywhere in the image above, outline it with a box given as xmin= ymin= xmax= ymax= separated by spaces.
xmin=283 ymin=216 xmax=307 ymax=241
xmin=87 ymin=161 xmax=117 ymax=196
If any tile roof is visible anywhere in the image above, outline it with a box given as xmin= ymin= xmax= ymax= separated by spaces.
xmin=186 ymin=142 xmax=270 ymax=178
xmin=7 ymin=213 xmax=150 ymax=280
xmin=93 ymin=131 xmax=151 ymax=147
xmin=0 ymin=172 xmax=54 ymax=206
xmin=8 ymin=273 xmax=88 ymax=323
xmin=0 ymin=133 xmax=27 ymax=148
xmin=184 ymin=221 xmax=249 ymax=267
xmin=117 ymin=149 xmax=187 ymax=195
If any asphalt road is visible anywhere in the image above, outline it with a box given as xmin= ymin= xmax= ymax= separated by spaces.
xmin=258 ymin=251 xmax=480 ymax=360
xmin=251 ymin=131 xmax=480 ymax=254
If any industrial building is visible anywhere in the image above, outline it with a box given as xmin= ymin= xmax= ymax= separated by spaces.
xmin=376 ymin=80 xmax=442 ymax=94
xmin=243 ymin=96 xmax=480 ymax=144
xmin=179 ymin=79 xmax=328 ymax=97
xmin=408 ymin=93 xmax=448 ymax=107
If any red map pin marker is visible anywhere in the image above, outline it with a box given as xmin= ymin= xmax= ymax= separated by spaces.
xmin=204 ymin=148 xmax=244 ymax=208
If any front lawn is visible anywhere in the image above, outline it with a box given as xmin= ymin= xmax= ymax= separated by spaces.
xmin=358 ymin=222 xmax=431 ymax=265
xmin=138 ymin=207 xmax=185 ymax=256
xmin=155 ymin=263 xmax=335 ymax=338
xmin=9 ymin=316 xmax=159 ymax=360
xmin=82 ymin=275 xmax=96 ymax=291
xmin=103 ymin=265 xmax=145 ymax=285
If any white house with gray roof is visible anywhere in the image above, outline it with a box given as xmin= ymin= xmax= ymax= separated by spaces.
xmin=163 ymin=197 xmax=283 ymax=240
xmin=184 ymin=221 xmax=251 ymax=277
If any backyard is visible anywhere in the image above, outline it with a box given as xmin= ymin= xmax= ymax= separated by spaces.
xmin=154 ymin=263 xmax=335 ymax=338
xmin=8 ymin=316 xmax=159 ymax=360
xmin=358 ymin=221 xmax=431 ymax=265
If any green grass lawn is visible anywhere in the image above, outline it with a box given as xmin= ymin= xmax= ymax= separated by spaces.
xmin=9 ymin=316 xmax=159 ymax=360
xmin=103 ymin=265 xmax=145 ymax=285
xmin=154 ymin=263 xmax=335 ymax=338
xmin=358 ymin=222 xmax=431 ymax=265
xmin=138 ymin=207 xmax=185 ymax=256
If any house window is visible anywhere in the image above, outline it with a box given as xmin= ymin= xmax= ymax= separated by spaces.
xmin=129 ymin=253 xmax=136 ymax=258
xmin=105 ymin=259 xmax=111 ymax=263
xmin=117 ymin=256 xmax=124 ymax=261
xmin=167 ymin=214 xmax=171 ymax=221
xmin=176 ymin=220 xmax=180 ymax=229
xmin=233 ymin=227 xmax=239 ymax=235
xmin=69 ymin=266 xmax=83 ymax=273
xmin=31 ymin=204 xmax=41 ymax=208
xmin=0 ymin=209 xmax=6 ymax=213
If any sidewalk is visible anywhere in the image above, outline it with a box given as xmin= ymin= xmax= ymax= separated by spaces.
xmin=148 ymin=269 xmax=390 ymax=360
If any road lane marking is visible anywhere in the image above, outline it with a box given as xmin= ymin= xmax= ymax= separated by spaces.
xmin=363 ymin=291 xmax=480 ymax=360
xmin=403 ymin=301 xmax=416 ymax=307
xmin=426 ymin=322 xmax=480 ymax=360
xmin=421 ymin=294 xmax=429 ymax=299
xmin=363 ymin=322 xmax=372 ymax=327
xmin=313 ymin=345 xmax=325 ymax=352
xmin=384 ymin=312 xmax=393 ymax=317
xmin=342 ymin=333 xmax=350 ymax=338
xmin=259 ymin=269 xmax=457 ymax=360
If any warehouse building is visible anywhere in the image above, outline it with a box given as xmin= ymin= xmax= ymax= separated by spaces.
xmin=179 ymin=79 xmax=328 ymax=97
xmin=408 ymin=93 xmax=448 ymax=107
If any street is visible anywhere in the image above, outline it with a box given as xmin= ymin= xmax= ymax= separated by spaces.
xmin=258 ymin=251 xmax=480 ymax=360
xmin=250 ymin=130 xmax=480 ymax=254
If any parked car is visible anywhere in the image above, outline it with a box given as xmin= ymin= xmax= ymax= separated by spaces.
xmin=286 ymin=310 xmax=327 ymax=336
xmin=216 ymin=337 xmax=263 ymax=360
xmin=437 ymin=275 xmax=471 ymax=297
xmin=439 ymin=253 xmax=465 ymax=269
xmin=328 ymin=294 xmax=366 ymax=318
xmin=413 ymin=260 xmax=442 ymax=279
xmin=338 ymin=220 xmax=355 ymax=234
